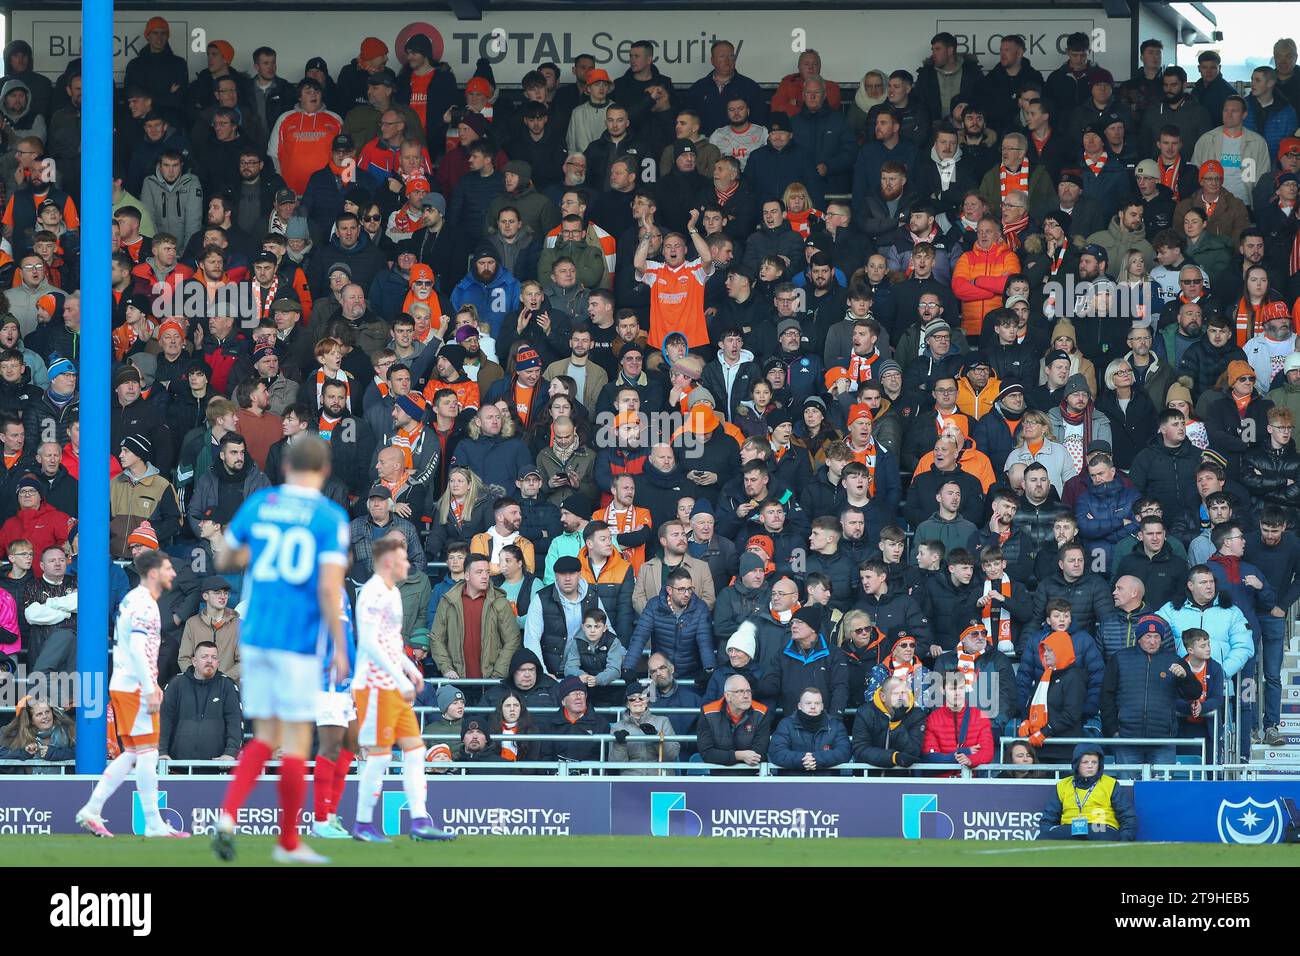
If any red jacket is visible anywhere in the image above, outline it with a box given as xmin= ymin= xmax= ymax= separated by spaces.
xmin=951 ymin=242 xmax=1020 ymax=337
xmin=922 ymin=703 xmax=995 ymax=777
xmin=0 ymin=501 xmax=73 ymax=556
xmin=770 ymin=73 xmax=842 ymax=116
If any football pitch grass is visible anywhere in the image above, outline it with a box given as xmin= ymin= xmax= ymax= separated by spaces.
xmin=2 ymin=834 xmax=1294 ymax=866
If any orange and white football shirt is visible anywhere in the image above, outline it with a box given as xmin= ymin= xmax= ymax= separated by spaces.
xmin=641 ymin=257 xmax=712 ymax=348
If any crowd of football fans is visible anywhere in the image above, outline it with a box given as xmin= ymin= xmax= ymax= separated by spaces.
xmin=3 ymin=17 xmax=1300 ymax=774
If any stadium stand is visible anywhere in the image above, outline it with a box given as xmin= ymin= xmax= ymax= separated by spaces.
xmin=3 ymin=11 xmax=1300 ymax=799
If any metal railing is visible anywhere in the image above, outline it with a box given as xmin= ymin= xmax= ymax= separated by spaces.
xmin=1 ymin=757 xmax=1227 ymax=780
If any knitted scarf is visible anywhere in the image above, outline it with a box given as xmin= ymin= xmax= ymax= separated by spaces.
xmin=715 ymin=181 xmax=739 ymax=206
xmin=1158 ymin=157 xmax=1183 ymax=200
xmin=1058 ymin=399 xmax=1093 ymax=473
xmin=392 ymin=421 xmax=424 ymax=469
xmin=499 ymin=721 xmax=519 ymax=759
xmin=980 ymin=575 xmax=1015 ymax=651
xmin=1083 ymin=152 xmax=1108 ymax=176
xmin=251 ymin=276 xmax=279 ymax=319
xmin=848 ymin=350 xmax=878 ymax=387
xmin=1002 ymin=213 xmax=1030 ymax=251
xmin=1026 ymin=665 xmax=1053 ymax=735
xmin=955 ymin=647 xmax=980 ymax=689
xmin=999 ymin=162 xmax=1029 ymax=201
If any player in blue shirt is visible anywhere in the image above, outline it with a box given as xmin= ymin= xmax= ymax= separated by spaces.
xmin=310 ymin=594 xmax=361 ymax=839
xmin=212 ymin=435 xmax=351 ymax=865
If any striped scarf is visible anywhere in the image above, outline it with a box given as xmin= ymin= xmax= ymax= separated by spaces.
xmin=848 ymin=350 xmax=878 ymax=388
xmin=715 ymin=181 xmax=739 ymax=206
xmin=1159 ymin=157 xmax=1182 ymax=200
xmin=999 ymin=162 xmax=1029 ymax=200
xmin=1027 ymin=665 xmax=1053 ymax=735
xmin=314 ymin=368 xmax=351 ymax=410
xmin=955 ymin=648 xmax=980 ymax=689
xmin=251 ymin=277 xmax=279 ymax=319
xmin=1083 ymin=153 xmax=1108 ymax=176
xmin=392 ymin=422 xmax=423 ymax=469
xmin=980 ymin=575 xmax=1014 ymax=650
xmin=499 ymin=721 xmax=519 ymax=759
xmin=1002 ymin=214 xmax=1030 ymax=251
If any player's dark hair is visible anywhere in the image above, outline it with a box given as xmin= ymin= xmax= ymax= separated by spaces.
xmin=133 ymin=548 xmax=171 ymax=577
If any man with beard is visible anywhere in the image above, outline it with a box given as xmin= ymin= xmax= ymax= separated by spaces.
xmin=185 ymin=434 xmax=269 ymax=537
xmin=451 ymin=245 xmax=522 ymax=337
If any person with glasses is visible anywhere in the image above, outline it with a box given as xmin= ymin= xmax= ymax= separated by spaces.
xmin=695 ymin=673 xmax=772 ymax=771
xmin=933 ymin=621 xmax=1018 ymax=724
xmin=609 ymin=680 xmax=680 ymax=775
xmin=1241 ymin=407 xmax=1300 ymax=521
xmin=1201 ymin=358 xmax=1272 ymax=481
xmin=623 ymin=565 xmax=715 ymax=687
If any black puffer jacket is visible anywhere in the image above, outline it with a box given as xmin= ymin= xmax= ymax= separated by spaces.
xmin=1202 ymin=389 xmax=1274 ymax=480
xmin=919 ymin=572 xmax=983 ymax=654
xmin=1240 ymin=442 xmax=1300 ymax=515
xmin=1129 ymin=436 xmax=1202 ymax=536
xmin=1176 ymin=336 xmax=1244 ymax=401
xmin=1030 ymin=570 xmax=1113 ymax=635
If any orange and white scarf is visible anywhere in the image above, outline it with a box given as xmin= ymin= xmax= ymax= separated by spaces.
xmin=848 ymin=350 xmax=878 ymax=387
xmin=314 ymin=368 xmax=351 ymax=410
xmin=980 ymin=575 xmax=1014 ymax=651
xmin=771 ymin=601 xmax=801 ymax=625
xmin=392 ymin=422 xmax=423 ymax=469
xmin=999 ymin=162 xmax=1029 ymax=201
xmin=1083 ymin=152 xmax=1108 ymax=176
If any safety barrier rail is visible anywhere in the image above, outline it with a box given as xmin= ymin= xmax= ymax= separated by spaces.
xmin=0 ymin=757 xmax=1235 ymax=780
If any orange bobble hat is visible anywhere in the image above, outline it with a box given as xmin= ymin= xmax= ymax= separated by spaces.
xmin=145 ymin=17 xmax=170 ymax=35
xmin=1198 ymin=159 xmax=1224 ymax=181
xmin=465 ymin=76 xmax=494 ymax=98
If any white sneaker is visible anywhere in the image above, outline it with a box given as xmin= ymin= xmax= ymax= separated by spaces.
xmin=272 ymin=843 xmax=331 ymax=865
xmin=75 ymin=807 xmax=114 ymax=838
xmin=144 ymin=823 xmax=191 ymax=838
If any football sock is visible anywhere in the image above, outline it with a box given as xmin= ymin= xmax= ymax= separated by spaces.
xmin=331 ymin=749 xmax=355 ymax=817
xmin=84 ymin=750 xmax=137 ymax=815
xmin=402 ymin=746 xmax=428 ymax=819
xmin=135 ymin=748 xmax=163 ymax=829
xmin=355 ymin=752 xmax=391 ymax=824
xmin=222 ymin=739 xmax=272 ymax=819
xmin=277 ymin=756 xmax=307 ymax=850
xmin=313 ymin=755 xmax=336 ymax=822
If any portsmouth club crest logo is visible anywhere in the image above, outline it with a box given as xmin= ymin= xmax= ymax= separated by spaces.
xmin=1216 ymin=797 xmax=1286 ymax=844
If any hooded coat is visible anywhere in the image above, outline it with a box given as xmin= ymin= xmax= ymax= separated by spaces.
xmin=481 ymin=648 xmax=561 ymax=713
xmin=1039 ymin=743 xmax=1137 ymax=839
xmin=141 ymin=164 xmax=204 ymax=250
xmin=1016 ymin=629 xmax=1085 ymax=762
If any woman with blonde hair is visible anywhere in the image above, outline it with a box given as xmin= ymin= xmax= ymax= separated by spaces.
xmin=782 ymin=182 xmax=823 ymax=237
xmin=426 ymin=466 xmax=491 ymax=559
xmin=1116 ymin=248 xmax=1159 ymax=329
xmin=1040 ymin=319 xmax=1097 ymax=396
xmin=1095 ymin=357 xmax=1157 ymax=469
xmin=1003 ymin=409 xmax=1074 ymax=493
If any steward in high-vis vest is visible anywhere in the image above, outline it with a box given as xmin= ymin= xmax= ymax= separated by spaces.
xmin=1039 ymin=743 xmax=1138 ymax=840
